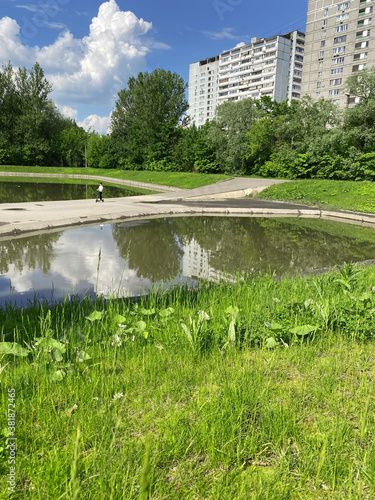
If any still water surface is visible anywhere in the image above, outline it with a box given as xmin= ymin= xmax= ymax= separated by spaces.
xmin=0 ymin=181 xmax=149 ymax=203
xmin=1 ymin=216 xmax=375 ymax=307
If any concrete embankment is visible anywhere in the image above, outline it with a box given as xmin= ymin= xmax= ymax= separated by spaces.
xmin=1 ymin=176 xmax=375 ymax=239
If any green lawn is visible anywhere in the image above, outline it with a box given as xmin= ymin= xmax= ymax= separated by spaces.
xmin=2 ymin=265 xmax=375 ymax=498
xmin=257 ymin=179 xmax=375 ymax=214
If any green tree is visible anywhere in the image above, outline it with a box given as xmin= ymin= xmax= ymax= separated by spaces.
xmin=170 ymin=123 xmax=219 ymax=173
xmin=86 ymin=133 xmax=113 ymax=168
xmin=13 ymin=62 xmax=55 ymax=165
xmin=110 ymin=68 xmax=188 ymax=169
xmin=345 ymin=67 xmax=375 ymax=102
xmin=246 ymin=96 xmax=341 ymax=178
xmin=343 ymin=69 xmax=375 ymax=153
xmin=206 ymin=98 xmax=259 ymax=174
xmin=53 ymin=121 xmax=87 ymax=167
xmin=0 ymin=62 xmax=20 ymax=163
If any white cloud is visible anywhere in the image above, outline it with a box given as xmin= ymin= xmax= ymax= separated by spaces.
xmin=201 ymin=27 xmax=244 ymax=40
xmin=78 ymin=114 xmax=111 ymax=135
xmin=0 ymin=0 xmax=169 ymax=132
xmin=15 ymin=5 xmax=42 ymax=13
xmin=0 ymin=16 xmax=31 ymax=64
xmin=60 ymin=105 xmax=78 ymax=120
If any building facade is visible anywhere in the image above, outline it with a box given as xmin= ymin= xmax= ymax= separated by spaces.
xmin=301 ymin=0 xmax=374 ymax=107
xmin=188 ymin=31 xmax=305 ymax=127
xmin=188 ymin=56 xmax=220 ymax=128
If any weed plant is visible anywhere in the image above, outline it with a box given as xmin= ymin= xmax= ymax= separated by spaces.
xmin=1 ymin=265 xmax=375 ymax=498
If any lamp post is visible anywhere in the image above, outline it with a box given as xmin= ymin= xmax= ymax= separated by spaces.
xmin=84 ymin=139 xmax=88 ymax=168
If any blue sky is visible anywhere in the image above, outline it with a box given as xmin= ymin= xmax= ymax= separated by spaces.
xmin=0 ymin=0 xmax=308 ymax=133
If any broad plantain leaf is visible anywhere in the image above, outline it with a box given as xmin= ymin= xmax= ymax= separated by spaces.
xmin=289 ymin=325 xmax=318 ymax=336
xmin=0 ymin=342 xmax=30 ymax=357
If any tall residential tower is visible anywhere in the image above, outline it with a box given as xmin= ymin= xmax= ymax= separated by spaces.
xmin=301 ymin=0 xmax=374 ymax=107
xmin=188 ymin=31 xmax=305 ymax=127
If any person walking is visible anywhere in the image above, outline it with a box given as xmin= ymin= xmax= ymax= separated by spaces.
xmin=96 ymin=182 xmax=104 ymax=202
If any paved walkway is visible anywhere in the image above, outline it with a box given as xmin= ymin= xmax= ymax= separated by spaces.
xmin=1 ymin=176 xmax=375 ymax=238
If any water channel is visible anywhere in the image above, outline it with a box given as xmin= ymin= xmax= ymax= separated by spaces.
xmin=0 ymin=181 xmax=149 ymax=203
xmin=1 ymin=215 xmax=375 ymax=307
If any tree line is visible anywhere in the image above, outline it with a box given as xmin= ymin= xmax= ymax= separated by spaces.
xmin=1 ymin=60 xmax=375 ymax=180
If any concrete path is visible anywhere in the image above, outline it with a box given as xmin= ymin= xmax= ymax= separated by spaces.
xmin=1 ymin=176 xmax=375 ymax=239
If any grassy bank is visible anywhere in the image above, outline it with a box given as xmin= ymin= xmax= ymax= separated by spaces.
xmin=0 ymin=167 xmax=231 ymax=190
xmin=2 ymin=264 xmax=375 ymax=498
xmin=3 ymin=169 xmax=375 ymax=215
xmin=0 ymin=176 xmax=156 ymax=197
xmin=257 ymin=179 xmax=375 ymax=214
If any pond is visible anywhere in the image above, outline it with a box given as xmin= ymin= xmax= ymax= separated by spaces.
xmin=0 ymin=181 xmax=149 ymax=203
xmin=1 ymin=216 xmax=375 ymax=307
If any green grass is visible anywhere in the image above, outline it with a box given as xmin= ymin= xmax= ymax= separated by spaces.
xmin=0 ymin=166 xmax=231 ymax=189
xmin=2 ymin=264 xmax=375 ymax=498
xmin=257 ymin=179 xmax=375 ymax=214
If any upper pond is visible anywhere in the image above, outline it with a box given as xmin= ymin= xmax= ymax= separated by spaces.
xmin=1 ymin=216 xmax=375 ymax=307
xmin=0 ymin=180 xmax=150 ymax=203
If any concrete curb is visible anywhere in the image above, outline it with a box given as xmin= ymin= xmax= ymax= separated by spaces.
xmin=1 ymin=175 xmax=375 ymax=238
xmin=1 ymin=202 xmax=375 ymax=240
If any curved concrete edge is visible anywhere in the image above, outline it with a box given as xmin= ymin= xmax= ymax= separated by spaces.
xmin=183 ymin=185 xmax=272 ymax=201
xmin=1 ymin=204 xmax=375 ymax=241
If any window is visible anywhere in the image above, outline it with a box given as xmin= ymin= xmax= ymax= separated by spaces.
xmin=334 ymin=35 xmax=347 ymax=43
xmin=353 ymin=51 xmax=368 ymax=60
xmin=325 ymin=7 xmax=329 ymax=15
xmin=323 ymin=19 xmax=328 ymax=26
xmin=337 ymin=2 xmax=350 ymax=10
xmin=333 ymin=46 xmax=346 ymax=54
xmin=321 ymin=40 xmax=326 ymax=47
xmin=332 ymin=56 xmax=345 ymax=64
xmin=358 ymin=17 xmax=372 ymax=26
xmin=332 ymin=99 xmax=341 ymax=105
xmin=359 ymin=6 xmax=373 ymax=15
xmin=355 ymin=40 xmax=370 ymax=48
xmin=330 ymin=78 xmax=342 ymax=85
xmin=329 ymin=89 xmax=340 ymax=95
xmin=331 ymin=67 xmax=344 ymax=74
xmin=335 ymin=24 xmax=349 ymax=32
xmin=353 ymin=63 xmax=367 ymax=71
xmin=322 ymin=29 xmax=327 ymax=36
xmin=318 ymin=71 xmax=323 ymax=78
xmin=357 ymin=29 xmax=371 ymax=37
xmin=317 ymin=81 xmax=322 ymax=88
xmin=320 ymin=50 xmax=325 ymax=58
xmin=337 ymin=13 xmax=350 ymax=21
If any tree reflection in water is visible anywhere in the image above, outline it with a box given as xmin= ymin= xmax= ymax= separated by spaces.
xmin=112 ymin=219 xmax=184 ymax=281
xmin=2 ymin=216 xmax=375 ymax=307
xmin=0 ymin=232 xmax=61 ymax=274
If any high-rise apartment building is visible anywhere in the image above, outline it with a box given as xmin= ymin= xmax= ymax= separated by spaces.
xmin=188 ymin=31 xmax=305 ymax=127
xmin=188 ymin=56 xmax=220 ymax=128
xmin=301 ymin=0 xmax=374 ymax=107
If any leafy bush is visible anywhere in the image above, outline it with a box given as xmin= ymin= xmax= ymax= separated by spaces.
xmin=194 ymin=159 xmax=221 ymax=174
